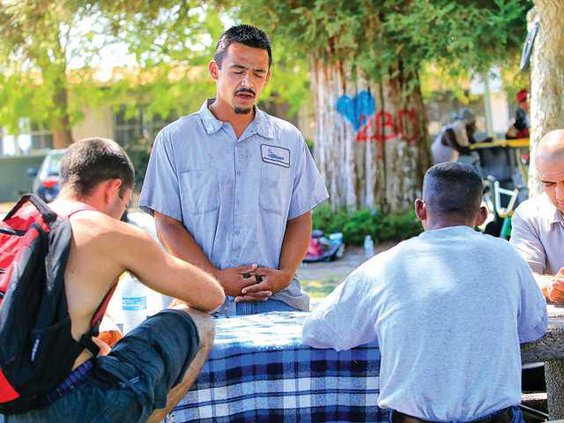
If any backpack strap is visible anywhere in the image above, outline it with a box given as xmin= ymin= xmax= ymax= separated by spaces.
xmin=90 ymin=283 xmax=118 ymax=329
xmin=63 ymin=204 xmax=117 ymax=358
xmin=77 ymin=283 xmax=118 ymax=357
xmin=4 ymin=194 xmax=57 ymax=224
xmin=77 ymin=334 xmax=100 ymax=358
xmin=64 ymin=205 xmax=96 ymax=218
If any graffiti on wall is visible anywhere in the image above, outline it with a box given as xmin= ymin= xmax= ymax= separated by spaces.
xmin=336 ymin=90 xmax=420 ymax=144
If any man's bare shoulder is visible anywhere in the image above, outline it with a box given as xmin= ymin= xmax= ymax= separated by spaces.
xmin=68 ymin=210 xmax=151 ymax=249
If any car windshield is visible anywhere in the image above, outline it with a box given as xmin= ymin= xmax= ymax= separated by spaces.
xmin=47 ymin=153 xmax=64 ymax=175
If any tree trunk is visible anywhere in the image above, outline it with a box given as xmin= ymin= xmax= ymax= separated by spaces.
xmin=529 ymin=1 xmax=564 ymax=196
xmin=50 ymin=82 xmax=73 ymax=149
xmin=311 ymin=57 xmax=430 ymax=214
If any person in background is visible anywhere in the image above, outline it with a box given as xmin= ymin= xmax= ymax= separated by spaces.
xmin=303 ymin=162 xmax=547 ymax=423
xmin=431 ymin=108 xmax=484 ymax=164
xmin=506 ymin=89 xmax=530 ymax=139
xmin=139 ymin=25 xmax=328 ymax=316
xmin=511 ymin=129 xmax=564 ymax=304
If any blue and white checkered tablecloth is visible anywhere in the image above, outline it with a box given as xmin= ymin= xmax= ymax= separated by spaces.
xmin=171 ymin=311 xmax=387 ymax=423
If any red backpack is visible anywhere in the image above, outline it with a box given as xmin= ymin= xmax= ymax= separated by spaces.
xmin=0 ymin=194 xmax=114 ymax=414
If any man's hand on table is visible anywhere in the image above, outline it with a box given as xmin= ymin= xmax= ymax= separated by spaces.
xmin=235 ymin=267 xmax=292 ymax=303
xmin=543 ymin=268 xmax=564 ymax=304
xmin=213 ymin=264 xmax=261 ymax=298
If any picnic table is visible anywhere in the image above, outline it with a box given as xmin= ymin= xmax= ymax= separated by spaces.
xmin=522 ymin=305 xmax=564 ymax=419
xmin=170 ymin=306 xmax=564 ymax=422
xmin=171 ymin=311 xmax=386 ymax=422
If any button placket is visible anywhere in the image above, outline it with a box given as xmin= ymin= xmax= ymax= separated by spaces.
xmin=233 ymin=143 xmax=243 ymax=252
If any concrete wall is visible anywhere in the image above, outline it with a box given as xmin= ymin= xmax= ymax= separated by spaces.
xmin=0 ymin=153 xmax=47 ymax=202
xmin=72 ymin=106 xmax=114 ymax=141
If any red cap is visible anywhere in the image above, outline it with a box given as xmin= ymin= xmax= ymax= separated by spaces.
xmin=516 ymin=89 xmax=528 ymax=103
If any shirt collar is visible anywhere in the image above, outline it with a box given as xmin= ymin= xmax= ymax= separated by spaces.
xmin=541 ymin=193 xmax=564 ymax=225
xmin=198 ymin=99 xmax=223 ymax=135
xmin=198 ymin=98 xmax=274 ymax=139
xmin=253 ymin=107 xmax=275 ymax=139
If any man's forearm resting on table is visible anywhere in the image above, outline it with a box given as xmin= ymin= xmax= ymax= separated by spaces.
xmin=154 ymin=211 xmax=261 ymax=298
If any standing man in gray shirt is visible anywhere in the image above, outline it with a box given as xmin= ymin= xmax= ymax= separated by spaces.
xmin=139 ymin=25 xmax=328 ymax=315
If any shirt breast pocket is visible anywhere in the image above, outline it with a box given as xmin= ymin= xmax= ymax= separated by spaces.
xmin=180 ymin=169 xmax=220 ymax=215
xmin=259 ymin=165 xmax=290 ymax=216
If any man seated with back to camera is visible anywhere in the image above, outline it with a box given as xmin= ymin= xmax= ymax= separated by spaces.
xmin=303 ymin=162 xmax=547 ymax=423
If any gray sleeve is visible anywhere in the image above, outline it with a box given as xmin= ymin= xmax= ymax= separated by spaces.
xmin=510 ymin=207 xmax=546 ymax=274
xmin=138 ymin=130 xmax=183 ymax=221
xmin=516 ymin=257 xmax=548 ymax=343
xmin=302 ymin=268 xmax=378 ymax=351
xmin=288 ymin=137 xmax=329 ymax=220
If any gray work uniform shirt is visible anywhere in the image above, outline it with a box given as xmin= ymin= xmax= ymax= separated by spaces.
xmin=510 ymin=193 xmax=564 ymax=275
xmin=139 ymin=99 xmax=328 ymax=312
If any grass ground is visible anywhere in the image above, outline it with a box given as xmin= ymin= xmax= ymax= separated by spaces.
xmin=298 ymin=242 xmax=398 ymax=306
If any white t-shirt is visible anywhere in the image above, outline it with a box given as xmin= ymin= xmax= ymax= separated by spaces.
xmin=303 ymin=226 xmax=547 ymax=421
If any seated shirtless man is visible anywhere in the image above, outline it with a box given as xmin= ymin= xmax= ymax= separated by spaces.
xmin=3 ymin=138 xmax=225 ymax=422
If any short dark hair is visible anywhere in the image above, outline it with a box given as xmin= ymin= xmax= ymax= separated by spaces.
xmin=214 ymin=24 xmax=272 ymax=68
xmin=60 ymin=137 xmax=135 ymax=198
xmin=423 ymin=162 xmax=483 ymax=218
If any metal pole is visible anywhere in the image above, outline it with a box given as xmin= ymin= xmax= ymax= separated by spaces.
xmin=483 ymin=71 xmax=494 ymax=137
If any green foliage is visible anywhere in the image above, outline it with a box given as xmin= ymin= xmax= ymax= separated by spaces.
xmin=377 ymin=212 xmax=423 ymax=243
xmin=238 ymin=0 xmax=530 ymax=82
xmin=311 ymin=206 xmax=351 ymax=234
xmin=312 ymin=205 xmax=422 ymax=246
xmin=126 ymin=146 xmax=151 ymax=189
xmin=0 ymin=1 xmax=311 ymax=140
xmin=0 ymin=1 xmax=70 ymax=135
xmin=341 ymin=208 xmax=381 ymax=245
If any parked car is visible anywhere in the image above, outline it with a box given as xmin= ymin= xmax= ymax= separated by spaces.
xmin=27 ymin=149 xmax=66 ymax=202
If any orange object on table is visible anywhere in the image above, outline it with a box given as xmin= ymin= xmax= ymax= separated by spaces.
xmin=97 ymin=329 xmax=123 ymax=347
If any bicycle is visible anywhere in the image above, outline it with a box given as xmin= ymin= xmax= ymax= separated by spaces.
xmin=482 ymin=176 xmax=525 ymax=240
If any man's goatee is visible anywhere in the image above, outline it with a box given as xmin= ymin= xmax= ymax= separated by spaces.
xmin=234 ymin=107 xmax=252 ymax=115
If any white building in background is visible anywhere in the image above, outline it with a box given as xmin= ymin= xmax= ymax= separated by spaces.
xmin=0 ymin=104 xmax=168 ymax=157
xmin=470 ymin=67 xmax=512 ymax=139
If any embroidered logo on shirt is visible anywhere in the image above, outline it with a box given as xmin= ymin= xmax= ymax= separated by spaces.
xmin=261 ymin=144 xmax=290 ymax=168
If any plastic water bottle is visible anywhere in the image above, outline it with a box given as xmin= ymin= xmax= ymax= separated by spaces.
xmin=121 ymin=273 xmax=148 ymax=334
xmin=363 ymin=235 xmax=375 ymax=259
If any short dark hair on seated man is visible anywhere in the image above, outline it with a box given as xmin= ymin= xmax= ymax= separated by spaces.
xmin=214 ymin=24 xmax=272 ymax=68
xmin=60 ymin=137 xmax=135 ymax=197
xmin=423 ymin=162 xmax=483 ymax=218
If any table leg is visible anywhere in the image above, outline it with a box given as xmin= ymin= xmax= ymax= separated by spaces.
xmin=545 ymin=360 xmax=564 ymax=419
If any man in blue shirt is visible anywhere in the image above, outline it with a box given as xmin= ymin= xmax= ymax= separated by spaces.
xmin=304 ymin=162 xmax=547 ymax=422
xmin=140 ymin=25 xmax=328 ymax=315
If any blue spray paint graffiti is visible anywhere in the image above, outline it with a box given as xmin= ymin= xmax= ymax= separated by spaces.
xmin=336 ymin=90 xmax=376 ymax=130
xmin=335 ymin=89 xmax=420 ymax=147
